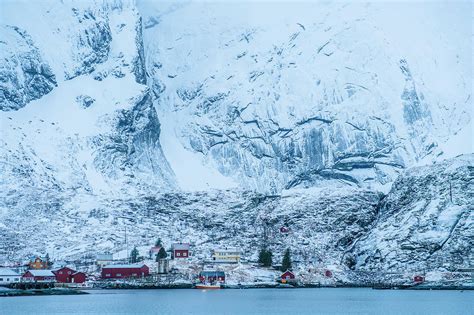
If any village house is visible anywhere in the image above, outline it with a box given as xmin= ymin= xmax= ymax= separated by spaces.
xmin=22 ymin=270 xmax=56 ymax=282
xmin=414 ymin=275 xmax=425 ymax=283
xmin=101 ymin=264 xmax=149 ymax=279
xmin=149 ymin=246 xmax=162 ymax=258
xmin=53 ymin=266 xmax=86 ymax=284
xmin=0 ymin=268 xmax=21 ymax=285
xmin=280 ymin=270 xmax=296 ymax=283
xmin=172 ymin=243 xmax=190 ymax=259
xmin=212 ymin=248 xmax=241 ymax=263
xmin=96 ymin=253 xmax=114 ymax=267
xmin=28 ymin=256 xmax=49 ymax=270
xmin=199 ymin=271 xmax=225 ymax=283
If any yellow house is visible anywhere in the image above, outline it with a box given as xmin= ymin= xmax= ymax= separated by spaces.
xmin=212 ymin=248 xmax=241 ymax=263
xmin=29 ymin=256 xmax=48 ymax=270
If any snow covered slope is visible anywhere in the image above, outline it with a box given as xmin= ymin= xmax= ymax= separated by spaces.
xmin=139 ymin=1 xmax=472 ymax=193
xmin=0 ymin=0 xmax=175 ymax=199
xmin=350 ymin=154 xmax=474 ymax=271
xmin=0 ymin=0 xmax=472 ymax=277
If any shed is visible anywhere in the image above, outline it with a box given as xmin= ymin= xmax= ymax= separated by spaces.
xmin=23 ymin=270 xmax=56 ymax=282
xmin=280 ymin=270 xmax=296 ymax=283
xmin=101 ymin=264 xmax=149 ymax=279
xmin=0 ymin=268 xmax=21 ymax=285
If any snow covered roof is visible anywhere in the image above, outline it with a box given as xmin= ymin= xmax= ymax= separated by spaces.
xmin=26 ymin=270 xmax=55 ymax=277
xmin=0 ymin=268 xmax=20 ymax=276
xmin=103 ymin=264 xmax=147 ymax=269
xmin=213 ymin=248 xmax=240 ymax=253
xmin=172 ymin=243 xmax=190 ymax=250
xmin=96 ymin=254 xmax=113 ymax=260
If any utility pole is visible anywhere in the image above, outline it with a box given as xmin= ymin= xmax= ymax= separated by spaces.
xmin=125 ymin=225 xmax=129 ymax=263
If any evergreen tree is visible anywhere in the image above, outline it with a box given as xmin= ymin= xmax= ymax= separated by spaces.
xmin=130 ymin=247 xmax=139 ymax=263
xmin=258 ymin=248 xmax=273 ymax=267
xmin=281 ymin=248 xmax=292 ymax=271
xmin=156 ymin=247 xmax=167 ymax=261
xmin=155 ymin=239 xmax=162 ymax=247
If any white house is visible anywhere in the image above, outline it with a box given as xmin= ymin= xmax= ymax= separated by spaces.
xmin=212 ymin=248 xmax=241 ymax=263
xmin=0 ymin=268 xmax=21 ymax=285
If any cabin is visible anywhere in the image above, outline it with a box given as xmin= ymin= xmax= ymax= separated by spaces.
xmin=22 ymin=270 xmax=56 ymax=282
xmin=280 ymin=270 xmax=296 ymax=283
xmin=324 ymin=270 xmax=332 ymax=278
xmin=53 ymin=266 xmax=75 ymax=283
xmin=414 ymin=275 xmax=425 ymax=283
xmin=172 ymin=243 xmax=190 ymax=259
xmin=212 ymin=248 xmax=241 ymax=263
xmin=96 ymin=253 xmax=114 ymax=267
xmin=71 ymin=272 xmax=87 ymax=284
xmin=101 ymin=264 xmax=149 ymax=279
xmin=280 ymin=226 xmax=290 ymax=234
xmin=28 ymin=256 xmax=49 ymax=270
xmin=0 ymin=268 xmax=21 ymax=285
xmin=199 ymin=271 xmax=225 ymax=283
xmin=53 ymin=267 xmax=87 ymax=283
xmin=149 ymin=246 xmax=162 ymax=258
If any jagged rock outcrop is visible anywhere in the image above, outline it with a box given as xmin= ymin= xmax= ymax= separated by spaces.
xmin=140 ymin=1 xmax=471 ymax=193
xmin=0 ymin=25 xmax=57 ymax=111
xmin=350 ymin=154 xmax=474 ymax=271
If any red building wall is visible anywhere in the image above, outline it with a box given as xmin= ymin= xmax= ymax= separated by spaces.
xmin=54 ymin=267 xmax=75 ymax=283
xmin=174 ymin=249 xmax=189 ymax=258
xmin=22 ymin=271 xmax=56 ymax=282
xmin=101 ymin=265 xmax=149 ymax=279
xmin=281 ymin=271 xmax=295 ymax=280
xmin=72 ymin=272 xmax=86 ymax=283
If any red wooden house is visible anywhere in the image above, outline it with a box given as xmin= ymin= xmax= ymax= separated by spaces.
xmin=53 ymin=267 xmax=87 ymax=283
xmin=172 ymin=243 xmax=190 ymax=259
xmin=324 ymin=269 xmax=333 ymax=278
xmin=53 ymin=267 xmax=75 ymax=283
xmin=22 ymin=270 xmax=56 ymax=282
xmin=101 ymin=264 xmax=149 ymax=279
xmin=280 ymin=270 xmax=296 ymax=283
xmin=71 ymin=272 xmax=87 ymax=283
xmin=414 ymin=275 xmax=425 ymax=283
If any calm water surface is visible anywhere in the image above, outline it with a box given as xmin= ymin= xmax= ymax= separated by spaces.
xmin=0 ymin=288 xmax=473 ymax=315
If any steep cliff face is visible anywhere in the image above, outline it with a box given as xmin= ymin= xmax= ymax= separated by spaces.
xmin=0 ymin=25 xmax=57 ymax=111
xmin=350 ymin=155 xmax=474 ymax=271
xmin=0 ymin=0 xmax=175 ymax=199
xmin=139 ymin=1 xmax=472 ymax=193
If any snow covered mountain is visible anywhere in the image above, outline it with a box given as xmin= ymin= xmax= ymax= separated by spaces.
xmin=139 ymin=1 xmax=472 ymax=193
xmin=0 ymin=0 xmax=472 ymax=275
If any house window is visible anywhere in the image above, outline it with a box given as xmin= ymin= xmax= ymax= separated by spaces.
xmin=106 ymin=274 xmax=111 ymax=277
xmin=183 ymin=252 xmax=187 ymax=257
xmin=68 ymin=271 xmax=71 ymax=275
xmin=0 ymin=278 xmax=3 ymax=281
xmin=59 ymin=271 xmax=63 ymax=274
xmin=116 ymin=273 xmax=122 ymax=276
xmin=176 ymin=252 xmax=180 ymax=257
xmin=132 ymin=273 xmax=137 ymax=276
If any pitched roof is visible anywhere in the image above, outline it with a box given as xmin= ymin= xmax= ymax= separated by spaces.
xmin=200 ymin=271 xmax=225 ymax=277
xmin=25 ymin=270 xmax=55 ymax=277
xmin=172 ymin=243 xmax=190 ymax=250
xmin=0 ymin=268 xmax=20 ymax=276
xmin=103 ymin=264 xmax=147 ymax=269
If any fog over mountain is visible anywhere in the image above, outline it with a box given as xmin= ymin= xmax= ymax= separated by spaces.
xmin=0 ymin=0 xmax=472 ymax=275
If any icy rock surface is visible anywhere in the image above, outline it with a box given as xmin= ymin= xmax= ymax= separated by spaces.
xmin=0 ymin=25 xmax=57 ymax=111
xmin=139 ymin=1 xmax=472 ymax=193
xmin=350 ymin=154 xmax=474 ymax=271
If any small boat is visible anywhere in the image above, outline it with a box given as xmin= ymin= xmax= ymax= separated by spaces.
xmin=195 ymin=283 xmax=221 ymax=290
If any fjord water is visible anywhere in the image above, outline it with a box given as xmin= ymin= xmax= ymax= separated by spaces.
xmin=0 ymin=288 xmax=472 ymax=315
